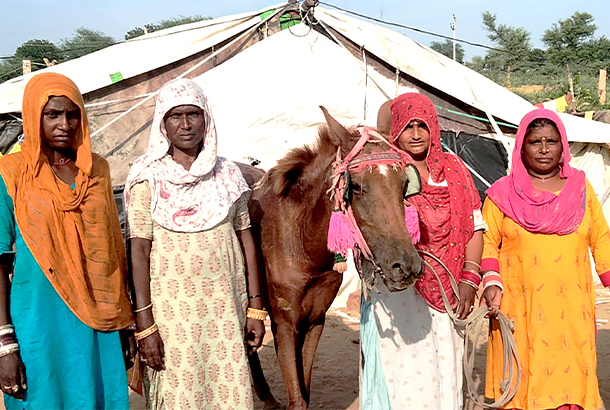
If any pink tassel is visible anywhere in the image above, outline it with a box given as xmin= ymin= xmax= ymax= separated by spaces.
xmin=327 ymin=210 xmax=358 ymax=257
xmin=404 ymin=204 xmax=420 ymax=244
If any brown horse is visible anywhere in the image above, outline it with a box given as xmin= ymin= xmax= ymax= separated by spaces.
xmin=246 ymin=108 xmax=422 ymax=409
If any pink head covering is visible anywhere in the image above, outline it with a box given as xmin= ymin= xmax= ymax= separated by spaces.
xmin=486 ymin=108 xmax=586 ymax=235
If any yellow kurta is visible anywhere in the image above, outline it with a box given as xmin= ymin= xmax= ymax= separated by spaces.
xmin=483 ymin=180 xmax=610 ymax=410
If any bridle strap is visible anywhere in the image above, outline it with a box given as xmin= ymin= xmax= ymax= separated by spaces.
xmin=329 ymin=127 xmax=409 ymax=262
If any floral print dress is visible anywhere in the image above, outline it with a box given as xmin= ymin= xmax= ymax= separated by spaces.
xmin=128 ymin=181 xmax=252 ymax=410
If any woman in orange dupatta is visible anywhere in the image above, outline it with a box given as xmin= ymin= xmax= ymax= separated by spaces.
xmin=0 ymin=73 xmax=133 ymax=409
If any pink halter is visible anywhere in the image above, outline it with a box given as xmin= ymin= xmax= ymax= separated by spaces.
xmin=327 ymin=127 xmax=420 ymax=261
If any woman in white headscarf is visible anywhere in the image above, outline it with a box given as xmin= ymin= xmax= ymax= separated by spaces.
xmin=125 ymin=78 xmax=265 ymax=409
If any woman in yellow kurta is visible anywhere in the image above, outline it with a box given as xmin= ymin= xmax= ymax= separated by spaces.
xmin=481 ymin=108 xmax=610 ymax=410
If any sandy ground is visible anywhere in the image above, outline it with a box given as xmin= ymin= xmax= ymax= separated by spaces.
xmin=2 ymin=285 xmax=610 ymax=409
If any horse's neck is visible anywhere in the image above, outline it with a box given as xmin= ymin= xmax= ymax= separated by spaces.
xmin=304 ymin=154 xmax=335 ymax=217
xmin=299 ymin=155 xmax=335 ymax=257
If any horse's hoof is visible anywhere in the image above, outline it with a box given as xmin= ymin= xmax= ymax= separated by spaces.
xmin=263 ymin=399 xmax=285 ymax=410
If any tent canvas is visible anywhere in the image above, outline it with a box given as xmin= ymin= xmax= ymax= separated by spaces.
xmin=1 ymin=2 xmax=610 ymax=296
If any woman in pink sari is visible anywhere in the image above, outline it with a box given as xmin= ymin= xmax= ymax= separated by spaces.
xmin=360 ymin=93 xmax=484 ymax=409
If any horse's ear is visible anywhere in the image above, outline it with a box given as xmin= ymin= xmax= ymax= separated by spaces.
xmin=320 ymin=106 xmax=352 ymax=149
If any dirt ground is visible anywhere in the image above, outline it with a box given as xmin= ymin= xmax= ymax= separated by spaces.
xmin=2 ymin=285 xmax=610 ymax=409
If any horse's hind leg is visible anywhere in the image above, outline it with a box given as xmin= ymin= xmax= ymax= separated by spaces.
xmin=248 ymin=352 xmax=283 ymax=409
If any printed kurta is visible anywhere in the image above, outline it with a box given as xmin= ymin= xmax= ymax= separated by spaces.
xmin=128 ymin=181 xmax=252 ymax=410
xmin=483 ymin=180 xmax=610 ymax=410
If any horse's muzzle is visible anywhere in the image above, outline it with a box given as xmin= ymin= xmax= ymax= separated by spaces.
xmin=382 ymin=254 xmax=423 ymax=292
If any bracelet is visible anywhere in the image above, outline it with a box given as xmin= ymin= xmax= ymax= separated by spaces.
xmin=133 ymin=302 xmax=153 ymax=313
xmin=135 ymin=323 xmax=159 ymax=341
xmin=0 ymin=324 xmax=14 ymax=332
xmin=0 ymin=327 xmax=15 ymax=338
xmin=0 ymin=337 xmax=17 ymax=349
xmin=463 ymin=268 xmax=481 ymax=277
xmin=461 ymin=270 xmax=481 ymax=286
xmin=464 ymin=260 xmax=482 ymax=270
xmin=483 ymin=271 xmax=502 ymax=288
xmin=247 ymin=307 xmax=268 ymax=321
xmin=248 ymin=294 xmax=262 ymax=300
xmin=459 ymin=279 xmax=479 ymax=291
xmin=0 ymin=343 xmax=19 ymax=358
xmin=484 ymin=280 xmax=504 ymax=292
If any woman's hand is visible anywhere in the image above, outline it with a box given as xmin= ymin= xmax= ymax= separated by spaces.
xmin=137 ymin=332 xmax=165 ymax=371
xmin=0 ymin=352 xmax=26 ymax=399
xmin=455 ymin=282 xmax=477 ymax=319
xmin=245 ymin=318 xmax=265 ymax=355
xmin=482 ymin=285 xmax=503 ymax=318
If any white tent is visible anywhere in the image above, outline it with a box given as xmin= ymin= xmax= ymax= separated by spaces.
xmin=1 ymin=3 xmax=610 ymax=292
xmin=0 ymin=4 xmax=608 ymax=174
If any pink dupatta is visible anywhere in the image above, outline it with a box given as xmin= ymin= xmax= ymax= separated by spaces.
xmin=486 ymin=109 xmax=586 ymax=235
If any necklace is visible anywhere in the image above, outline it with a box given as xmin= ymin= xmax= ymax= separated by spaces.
xmin=528 ymin=168 xmax=560 ymax=182
xmin=52 ymin=157 xmax=73 ymax=166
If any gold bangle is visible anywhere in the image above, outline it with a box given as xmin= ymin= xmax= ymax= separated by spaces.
xmin=246 ymin=307 xmax=268 ymax=321
xmin=133 ymin=302 xmax=153 ymax=313
xmin=135 ymin=323 xmax=159 ymax=341
xmin=464 ymin=260 xmax=482 ymax=270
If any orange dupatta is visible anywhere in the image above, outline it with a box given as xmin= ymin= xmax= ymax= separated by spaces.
xmin=0 ymin=73 xmax=133 ymax=331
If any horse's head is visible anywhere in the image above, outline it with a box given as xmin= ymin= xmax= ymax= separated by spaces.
xmin=321 ymin=107 xmax=423 ymax=292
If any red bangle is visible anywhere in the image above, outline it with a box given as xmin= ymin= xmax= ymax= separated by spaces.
xmin=483 ymin=272 xmax=502 ymax=287
xmin=461 ymin=270 xmax=481 ymax=286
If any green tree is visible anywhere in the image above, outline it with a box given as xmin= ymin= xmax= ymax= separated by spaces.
xmin=430 ymin=39 xmax=465 ymax=63
xmin=542 ymin=12 xmax=596 ymax=67
xmin=125 ymin=15 xmax=211 ymax=40
xmin=0 ymin=39 xmax=59 ymax=83
xmin=481 ymin=11 xmax=532 ymax=86
xmin=0 ymin=60 xmax=22 ymax=83
xmin=542 ymin=12 xmax=597 ymax=108
xmin=60 ymin=27 xmax=115 ymax=60
xmin=14 ymin=39 xmax=59 ymax=64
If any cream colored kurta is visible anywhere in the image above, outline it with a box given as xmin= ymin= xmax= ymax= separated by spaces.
xmin=128 ymin=181 xmax=252 ymax=410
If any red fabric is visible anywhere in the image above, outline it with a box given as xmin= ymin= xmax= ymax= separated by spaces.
xmin=507 ymin=405 xmax=583 ymax=410
xmin=599 ymin=271 xmax=610 ymax=287
xmin=481 ymin=257 xmax=500 ymax=273
xmin=486 ymin=109 xmax=586 ymax=235
xmin=390 ymin=93 xmax=481 ymax=311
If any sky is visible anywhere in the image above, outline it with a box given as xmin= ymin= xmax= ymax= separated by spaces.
xmin=1 ymin=0 xmax=610 ymax=62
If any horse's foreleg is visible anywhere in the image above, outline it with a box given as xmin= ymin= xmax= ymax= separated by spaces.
xmin=275 ymin=319 xmax=308 ymax=410
xmin=299 ymin=271 xmax=343 ymax=404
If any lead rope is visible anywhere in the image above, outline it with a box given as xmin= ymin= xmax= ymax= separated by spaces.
xmin=417 ymin=250 xmax=520 ymax=409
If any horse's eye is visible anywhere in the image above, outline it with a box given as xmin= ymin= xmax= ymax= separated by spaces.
xmin=351 ymin=182 xmax=362 ymax=193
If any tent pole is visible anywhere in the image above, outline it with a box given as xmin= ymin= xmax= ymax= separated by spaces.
xmin=362 ymin=48 xmax=368 ymax=121
xmin=395 ymin=67 xmax=400 ymax=97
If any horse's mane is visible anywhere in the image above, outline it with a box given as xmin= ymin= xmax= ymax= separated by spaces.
xmin=263 ymin=126 xmax=351 ymax=202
